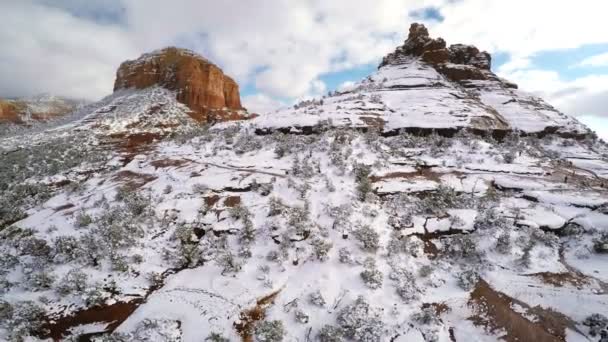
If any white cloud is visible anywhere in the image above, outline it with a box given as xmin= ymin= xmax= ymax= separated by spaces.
xmin=576 ymin=52 xmax=608 ymax=68
xmin=496 ymin=56 xmax=532 ymax=74
xmin=497 ymin=67 xmax=608 ymax=120
xmin=578 ymin=116 xmax=608 ymax=141
xmin=338 ymin=81 xmax=357 ymax=92
xmin=2 ymin=0 xmax=608 ymax=106
xmin=0 ymin=1 xmax=135 ymax=100
xmin=120 ymin=0 xmax=430 ymax=98
xmin=433 ymin=0 xmax=608 ymax=58
xmin=242 ymin=94 xmax=286 ymax=114
xmin=2 ymin=0 xmax=432 ymax=100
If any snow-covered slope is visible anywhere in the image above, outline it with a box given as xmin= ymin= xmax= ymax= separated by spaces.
xmin=255 ymin=59 xmax=511 ymax=132
xmin=253 ymin=57 xmax=586 ymax=136
xmin=1 ymin=25 xmax=608 ymax=342
xmin=253 ymin=25 xmax=587 ymax=137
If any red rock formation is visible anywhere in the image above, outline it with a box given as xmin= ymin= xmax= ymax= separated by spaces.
xmin=0 ymin=96 xmax=78 ymax=124
xmin=114 ymin=47 xmax=246 ymax=123
xmin=0 ymin=101 xmax=21 ymax=123
xmin=380 ymin=23 xmax=500 ymax=85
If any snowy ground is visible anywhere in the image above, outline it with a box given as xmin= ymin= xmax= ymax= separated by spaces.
xmin=1 ymin=108 xmax=608 ymax=341
xmin=1 ymin=58 xmax=608 ymax=341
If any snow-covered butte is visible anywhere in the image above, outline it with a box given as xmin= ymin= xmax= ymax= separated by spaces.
xmin=114 ymin=47 xmax=249 ymax=124
xmin=253 ymin=23 xmax=587 ymax=137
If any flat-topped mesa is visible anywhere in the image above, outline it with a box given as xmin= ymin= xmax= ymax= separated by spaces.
xmin=114 ymin=47 xmax=247 ymax=123
xmin=380 ymin=23 xmax=505 ymax=85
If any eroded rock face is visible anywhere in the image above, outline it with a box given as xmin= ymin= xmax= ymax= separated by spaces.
xmin=114 ymin=47 xmax=246 ymax=123
xmin=380 ymin=23 xmax=495 ymax=84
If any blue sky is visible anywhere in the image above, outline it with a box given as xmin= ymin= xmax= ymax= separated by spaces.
xmin=1 ymin=0 xmax=607 ymax=139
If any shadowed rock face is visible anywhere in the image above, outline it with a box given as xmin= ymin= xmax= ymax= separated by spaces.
xmin=114 ymin=47 xmax=245 ymax=123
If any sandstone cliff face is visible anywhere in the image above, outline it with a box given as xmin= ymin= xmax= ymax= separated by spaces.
xmin=114 ymin=47 xmax=246 ymax=123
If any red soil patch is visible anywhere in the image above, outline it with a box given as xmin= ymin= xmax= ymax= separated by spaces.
xmin=468 ymin=279 xmax=579 ymax=342
xmin=234 ymin=289 xmax=282 ymax=342
xmin=39 ymin=267 xmax=185 ymax=341
xmin=359 ymin=116 xmax=386 ymax=130
xmin=204 ymin=195 xmax=221 ymax=207
xmin=422 ymin=302 xmax=451 ymax=316
xmin=224 ymin=196 xmax=241 ymax=208
xmin=41 ymin=298 xmax=142 ymax=341
xmin=528 ymin=272 xmax=589 ymax=289
xmin=113 ymin=170 xmax=157 ymax=190
xmin=107 ymin=132 xmax=163 ymax=157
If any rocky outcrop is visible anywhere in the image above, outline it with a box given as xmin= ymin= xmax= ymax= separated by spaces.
xmin=380 ymin=23 xmax=499 ymax=85
xmin=448 ymin=44 xmax=491 ymax=70
xmin=114 ymin=47 xmax=247 ymax=123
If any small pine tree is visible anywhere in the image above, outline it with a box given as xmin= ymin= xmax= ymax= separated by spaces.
xmin=309 ymin=290 xmax=326 ymax=307
xmin=206 ymin=332 xmax=230 ymax=342
xmin=354 ymin=225 xmax=380 ymax=252
xmin=337 ymin=296 xmax=384 ymax=341
xmin=57 ymin=269 xmax=88 ymax=295
xmin=360 ymin=257 xmax=383 ymax=289
xmin=457 ymin=269 xmax=480 ymax=291
xmin=254 ymin=320 xmax=285 ymax=342
xmin=354 ymin=163 xmax=373 ymax=201
xmin=317 ymin=325 xmax=344 ymax=342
